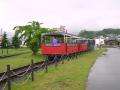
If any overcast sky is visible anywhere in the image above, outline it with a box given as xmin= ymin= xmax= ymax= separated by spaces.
xmin=0 ymin=0 xmax=120 ymax=36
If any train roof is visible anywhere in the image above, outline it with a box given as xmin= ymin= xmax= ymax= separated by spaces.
xmin=41 ymin=32 xmax=80 ymax=39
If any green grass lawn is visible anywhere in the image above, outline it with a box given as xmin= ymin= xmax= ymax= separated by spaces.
xmin=0 ymin=49 xmax=43 ymax=73
xmin=11 ymin=48 xmax=106 ymax=90
xmin=0 ymin=48 xmax=31 ymax=57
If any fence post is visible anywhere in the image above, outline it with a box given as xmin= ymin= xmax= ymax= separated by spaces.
xmin=7 ymin=48 xmax=8 ymax=54
xmin=44 ymin=56 xmax=48 ymax=72
xmin=55 ymin=56 xmax=58 ymax=67
xmin=31 ymin=59 xmax=34 ymax=81
xmin=61 ymin=56 xmax=64 ymax=64
xmin=7 ymin=65 xmax=11 ymax=90
xmin=75 ymin=53 xmax=78 ymax=59
xmin=2 ymin=49 xmax=3 ymax=54
xmin=45 ymin=60 xmax=48 ymax=72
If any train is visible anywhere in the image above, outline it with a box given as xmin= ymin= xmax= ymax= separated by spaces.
xmin=41 ymin=31 xmax=95 ymax=61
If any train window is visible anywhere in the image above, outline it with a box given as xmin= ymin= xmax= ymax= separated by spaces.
xmin=66 ymin=37 xmax=77 ymax=46
xmin=42 ymin=36 xmax=51 ymax=45
xmin=42 ymin=35 xmax=64 ymax=46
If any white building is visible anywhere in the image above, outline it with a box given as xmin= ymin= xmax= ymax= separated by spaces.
xmin=95 ymin=36 xmax=105 ymax=47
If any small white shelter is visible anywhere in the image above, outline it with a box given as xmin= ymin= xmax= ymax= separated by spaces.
xmin=95 ymin=36 xmax=105 ymax=47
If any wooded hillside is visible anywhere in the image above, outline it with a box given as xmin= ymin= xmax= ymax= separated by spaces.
xmin=78 ymin=28 xmax=120 ymax=39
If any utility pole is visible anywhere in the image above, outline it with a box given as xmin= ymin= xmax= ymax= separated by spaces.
xmin=0 ymin=28 xmax=3 ymax=48
xmin=0 ymin=28 xmax=2 ymax=35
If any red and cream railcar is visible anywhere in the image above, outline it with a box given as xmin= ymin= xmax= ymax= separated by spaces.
xmin=41 ymin=32 xmax=79 ymax=56
xmin=77 ymin=39 xmax=88 ymax=52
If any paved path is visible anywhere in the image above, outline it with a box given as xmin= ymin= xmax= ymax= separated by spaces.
xmin=87 ymin=48 xmax=120 ymax=90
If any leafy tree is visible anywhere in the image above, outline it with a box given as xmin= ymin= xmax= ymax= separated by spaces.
xmin=1 ymin=32 xmax=9 ymax=48
xmin=78 ymin=30 xmax=95 ymax=39
xmin=12 ymin=34 xmax=21 ymax=48
xmin=13 ymin=21 xmax=49 ymax=55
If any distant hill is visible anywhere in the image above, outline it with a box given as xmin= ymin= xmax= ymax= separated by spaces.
xmin=78 ymin=28 xmax=120 ymax=39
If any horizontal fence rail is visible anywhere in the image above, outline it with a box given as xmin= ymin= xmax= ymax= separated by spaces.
xmin=0 ymin=53 xmax=79 ymax=90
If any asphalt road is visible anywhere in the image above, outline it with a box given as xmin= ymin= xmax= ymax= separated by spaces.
xmin=87 ymin=48 xmax=120 ymax=90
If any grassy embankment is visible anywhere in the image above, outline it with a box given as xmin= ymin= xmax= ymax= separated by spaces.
xmin=0 ymin=48 xmax=31 ymax=57
xmin=12 ymin=48 xmax=106 ymax=90
xmin=0 ymin=48 xmax=43 ymax=73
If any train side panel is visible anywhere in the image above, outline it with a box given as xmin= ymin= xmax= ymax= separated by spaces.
xmin=41 ymin=43 xmax=67 ymax=55
xmin=78 ymin=43 xmax=88 ymax=52
xmin=67 ymin=44 xmax=78 ymax=54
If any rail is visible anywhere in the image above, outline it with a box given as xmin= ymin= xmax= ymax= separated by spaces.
xmin=0 ymin=54 xmax=76 ymax=90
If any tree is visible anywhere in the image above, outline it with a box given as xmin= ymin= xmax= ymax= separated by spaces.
xmin=12 ymin=34 xmax=21 ymax=48
xmin=78 ymin=28 xmax=120 ymax=39
xmin=13 ymin=21 xmax=49 ymax=55
xmin=78 ymin=30 xmax=95 ymax=39
xmin=1 ymin=32 xmax=9 ymax=48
